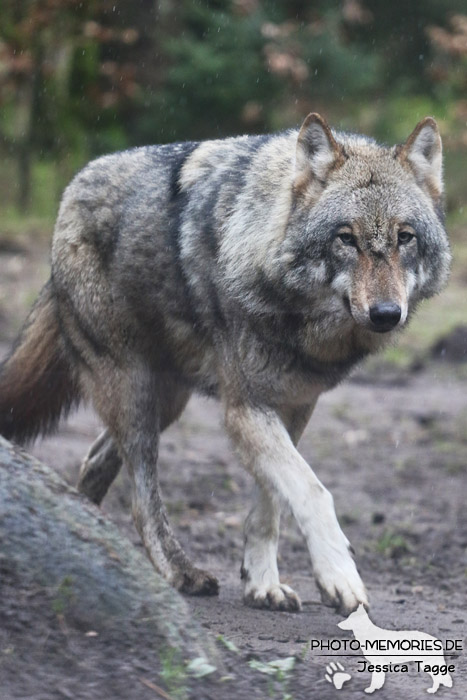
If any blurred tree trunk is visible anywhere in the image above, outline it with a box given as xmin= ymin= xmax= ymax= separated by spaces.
xmin=16 ymin=43 xmax=43 ymax=211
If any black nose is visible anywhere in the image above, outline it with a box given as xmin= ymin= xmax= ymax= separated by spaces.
xmin=369 ymin=302 xmax=401 ymax=332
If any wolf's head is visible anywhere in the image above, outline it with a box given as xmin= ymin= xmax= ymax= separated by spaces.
xmin=281 ymin=113 xmax=451 ymax=336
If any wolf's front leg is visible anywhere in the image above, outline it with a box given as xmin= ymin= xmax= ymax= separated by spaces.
xmin=242 ymin=485 xmax=301 ymax=611
xmin=241 ymin=403 xmax=316 ymax=611
xmin=224 ymin=403 xmax=368 ymax=615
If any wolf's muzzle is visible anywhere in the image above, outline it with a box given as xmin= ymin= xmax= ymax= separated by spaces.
xmin=369 ymin=302 xmax=401 ymax=333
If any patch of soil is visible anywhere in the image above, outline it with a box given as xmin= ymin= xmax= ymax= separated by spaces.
xmin=16 ymin=365 xmax=466 ymax=699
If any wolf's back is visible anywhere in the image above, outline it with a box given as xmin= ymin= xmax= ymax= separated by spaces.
xmin=0 ymin=280 xmax=80 ymax=443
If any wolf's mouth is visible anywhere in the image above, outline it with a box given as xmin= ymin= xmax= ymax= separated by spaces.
xmin=369 ymin=325 xmax=397 ymax=334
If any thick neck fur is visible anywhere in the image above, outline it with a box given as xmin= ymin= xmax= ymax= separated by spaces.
xmin=217 ymin=133 xmax=393 ymax=364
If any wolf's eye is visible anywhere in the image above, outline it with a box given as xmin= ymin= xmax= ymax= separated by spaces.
xmin=338 ymin=233 xmax=356 ymax=246
xmin=398 ymin=230 xmax=415 ymax=245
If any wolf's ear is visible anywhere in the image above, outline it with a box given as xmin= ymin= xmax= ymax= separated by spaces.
xmin=295 ymin=113 xmax=344 ymax=186
xmin=398 ymin=117 xmax=443 ymax=198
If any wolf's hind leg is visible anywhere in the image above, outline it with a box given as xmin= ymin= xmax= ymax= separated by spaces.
xmin=85 ymin=365 xmax=218 ymax=596
xmin=77 ymin=383 xmax=190 ymax=506
xmin=78 ymin=429 xmax=122 ymax=505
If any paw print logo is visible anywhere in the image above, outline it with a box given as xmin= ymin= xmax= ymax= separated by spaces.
xmin=325 ymin=661 xmax=352 ymax=690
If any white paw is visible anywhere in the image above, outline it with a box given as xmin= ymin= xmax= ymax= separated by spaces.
xmin=314 ymin=552 xmax=368 ymax=615
xmin=244 ymin=583 xmax=301 ymax=612
xmin=302 ymin=486 xmax=368 ymax=614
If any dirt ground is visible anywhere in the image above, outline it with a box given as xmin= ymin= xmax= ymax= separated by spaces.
xmin=1 ymin=239 xmax=466 ymax=699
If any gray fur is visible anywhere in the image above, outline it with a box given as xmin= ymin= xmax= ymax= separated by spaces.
xmin=0 ymin=114 xmax=450 ymax=611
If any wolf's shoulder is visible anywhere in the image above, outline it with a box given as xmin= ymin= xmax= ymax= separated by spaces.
xmin=63 ymin=131 xmax=280 ymax=197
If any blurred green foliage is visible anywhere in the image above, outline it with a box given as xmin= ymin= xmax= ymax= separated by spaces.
xmin=0 ymin=0 xmax=466 ymax=213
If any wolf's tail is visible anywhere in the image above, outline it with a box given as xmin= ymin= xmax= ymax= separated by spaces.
xmin=0 ymin=280 xmax=80 ymax=444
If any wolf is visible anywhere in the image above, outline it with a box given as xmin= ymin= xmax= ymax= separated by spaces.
xmin=0 ymin=114 xmax=450 ymax=614
xmin=338 ymin=604 xmax=454 ymax=693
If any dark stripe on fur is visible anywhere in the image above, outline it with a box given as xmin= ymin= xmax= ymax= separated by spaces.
xmin=55 ymin=301 xmax=92 ymax=373
xmin=165 ymin=142 xmax=205 ymax=331
xmin=167 ymin=142 xmax=199 ymax=199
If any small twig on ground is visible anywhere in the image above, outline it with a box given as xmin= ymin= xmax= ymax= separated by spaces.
xmin=139 ymin=677 xmax=174 ymax=700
